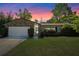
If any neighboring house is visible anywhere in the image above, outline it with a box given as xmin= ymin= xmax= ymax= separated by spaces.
xmin=4 ymin=19 xmax=35 ymax=39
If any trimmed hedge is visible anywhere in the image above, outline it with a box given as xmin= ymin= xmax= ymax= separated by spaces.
xmin=61 ymin=28 xmax=77 ymax=36
xmin=40 ymin=28 xmax=78 ymax=37
xmin=40 ymin=29 xmax=56 ymax=37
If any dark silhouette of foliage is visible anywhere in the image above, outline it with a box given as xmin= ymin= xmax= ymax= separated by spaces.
xmin=16 ymin=8 xmax=32 ymax=20
xmin=48 ymin=3 xmax=73 ymax=23
xmin=0 ymin=11 xmax=12 ymax=26
xmin=0 ymin=11 xmax=12 ymax=37
xmin=52 ymin=3 xmax=72 ymax=18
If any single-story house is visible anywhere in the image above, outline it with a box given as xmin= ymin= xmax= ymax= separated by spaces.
xmin=4 ymin=19 xmax=73 ymax=38
xmin=4 ymin=19 xmax=35 ymax=39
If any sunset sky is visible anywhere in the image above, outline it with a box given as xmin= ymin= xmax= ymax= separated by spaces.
xmin=0 ymin=3 xmax=79 ymax=22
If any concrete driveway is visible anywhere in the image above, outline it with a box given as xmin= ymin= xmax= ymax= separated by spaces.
xmin=0 ymin=38 xmax=25 ymax=56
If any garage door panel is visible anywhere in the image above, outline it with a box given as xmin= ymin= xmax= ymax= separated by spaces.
xmin=8 ymin=27 xmax=30 ymax=38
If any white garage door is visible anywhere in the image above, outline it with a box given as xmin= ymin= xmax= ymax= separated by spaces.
xmin=8 ymin=27 xmax=30 ymax=39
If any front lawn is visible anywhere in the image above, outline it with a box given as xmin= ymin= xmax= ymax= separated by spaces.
xmin=5 ymin=37 xmax=79 ymax=56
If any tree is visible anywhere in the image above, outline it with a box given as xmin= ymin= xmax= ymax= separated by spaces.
xmin=51 ymin=3 xmax=73 ymax=22
xmin=47 ymin=17 xmax=58 ymax=23
xmin=16 ymin=8 xmax=32 ymax=20
xmin=0 ymin=11 xmax=12 ymax=37
xmin=62 ymin=23 xmax=73 ymax=29
xmin=6 ymin=11 xmax=13 ymax=22
xmin=48 ymin=3 xmax=79 ymax=33
xmin=72 ymin=16 xmax=79 ymax=32
xmin=0 ymin=11 xmax=12 ymax=26
xmin=61 ymin=13 xmax=79 ymax=33
xmin=60 ymin=14 xmax=78 ymax=23
xmin=0 ymin=12 xmax=6 ymax=25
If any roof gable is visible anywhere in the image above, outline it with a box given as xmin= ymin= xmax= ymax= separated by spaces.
xmin=5 ymin=19 xmax=35 ymax=27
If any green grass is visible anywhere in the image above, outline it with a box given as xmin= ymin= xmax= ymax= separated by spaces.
xmin=5 ymin=37 xmax=79 ymax=56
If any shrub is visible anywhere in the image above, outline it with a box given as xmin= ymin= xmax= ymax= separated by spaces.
xmin=0 ymin=26 xmax=8 ymax=37
xmin=61 ymin=24 xmax=77 ymax=36
xmin=72 ymin=19 xmax=79 ymax=33
xmin=61 ymin=27 xmax=77 ymax=36
xmin=62 ymin=24 xmax=73 ymax=29
xmin=28 ymin=27 xmax=34 ymax=38
xmin=41 ymin=29 xmax=56 ymax=36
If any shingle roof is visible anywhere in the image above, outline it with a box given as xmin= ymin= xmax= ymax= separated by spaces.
xmin=4 ymin=19 xmax=35 ymax=27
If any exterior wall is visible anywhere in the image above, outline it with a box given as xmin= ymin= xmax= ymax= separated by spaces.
xmin=39 ymin=24 xmax=63 ymax=32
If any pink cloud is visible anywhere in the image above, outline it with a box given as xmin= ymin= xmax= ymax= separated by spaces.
xmin=29 ymin=7 xmax=53 ymax=21
xmin=32 ymin=11 xmax=53 ymax=22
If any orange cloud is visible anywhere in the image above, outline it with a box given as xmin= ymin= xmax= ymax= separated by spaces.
xmin=31 ymin=11 xmax=53 ymax=22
